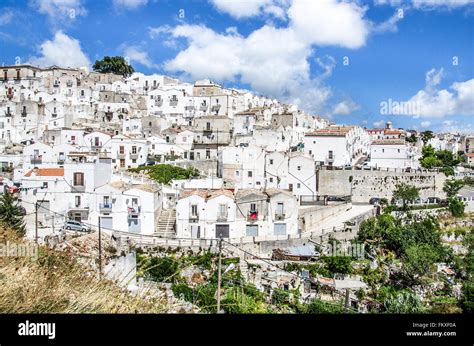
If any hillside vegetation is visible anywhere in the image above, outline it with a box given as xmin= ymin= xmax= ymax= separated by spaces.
xmin=0 ymin=226 xmax=168 ymax=313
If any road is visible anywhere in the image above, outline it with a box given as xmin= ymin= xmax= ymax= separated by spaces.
xmin=302 ymin=204 xmax=374 ymax=236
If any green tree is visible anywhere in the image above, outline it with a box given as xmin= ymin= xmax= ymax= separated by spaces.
xmin=406 ymin=133 xmax=417 ymax=143
xmin=443 ymin=179 xmax=464 ymax=198
xmin=392 ymin=183 xmax=420 ymax=210
xmin=0 ymin=190 xmax=26 ymax=236
xmin=321 ymin=255 xmax=353 ymax=275
xmin=447 ymin=197 xmax=465 ymax=217
xmin=92 ymin=56 xmax=135 ymax=77
xmin=402 ymin=244 xmax=438 ymax=280
xmin=129 ymin=164 xmax=200 ymax=185
xmin=383 ymin=290 xmax=424 ymax=313
xmin=420 ymin=130 xmax=435 ymax=145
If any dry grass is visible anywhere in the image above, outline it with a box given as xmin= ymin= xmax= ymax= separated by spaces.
xmin=0 ymin=227 xmax=169 ymax=313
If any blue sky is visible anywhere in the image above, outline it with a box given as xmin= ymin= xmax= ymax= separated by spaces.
xmin=0 ymin=0 xmax=473 ymax=133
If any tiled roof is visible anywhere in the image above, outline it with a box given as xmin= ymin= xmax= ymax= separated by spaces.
xmin=24 ymin=168 xmax=64 ymax=177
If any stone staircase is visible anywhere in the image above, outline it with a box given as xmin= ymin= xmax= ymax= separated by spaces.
xmin=155 ymin=209 xmax=176 ymax=238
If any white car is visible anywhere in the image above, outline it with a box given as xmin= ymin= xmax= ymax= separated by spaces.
xmin=63 ymin=220 xmax=90 ymax=233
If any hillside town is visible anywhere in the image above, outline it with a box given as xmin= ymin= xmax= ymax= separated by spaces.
xmin=1 ymin=62 xmax=473 ymax=314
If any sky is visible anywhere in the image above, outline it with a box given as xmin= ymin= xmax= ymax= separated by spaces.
xmin=0 ymin=0 xmax=473 ymax=133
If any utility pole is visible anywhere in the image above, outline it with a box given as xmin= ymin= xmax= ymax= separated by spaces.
xmin=34 ymin=202 xmax=38 ymax=244
xmin=98 ymin=216 xmax=102 ymax=279
xmin=344 ymin=288 xmax=350 ymax=311
xmin=216 ymin=237 xmax=223 ymax=313
xmin=216 ymin=129 xmax=219 ymax=178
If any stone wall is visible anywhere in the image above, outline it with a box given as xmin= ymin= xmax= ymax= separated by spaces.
xmin=317 ymin=169 xmax=448 ymax=203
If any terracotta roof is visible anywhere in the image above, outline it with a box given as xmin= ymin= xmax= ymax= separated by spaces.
xmin=207 ymin=189 xmax=234 ymax=200
xmin=372 ymin=139 xmax=406 ymax=145
xmin=179 ymin=189 xmax=208 ymax=200
xmin=465 ymin=153 xmax=474 ymax=157
xmin=24 ymin=168 xmax=64 ymax=177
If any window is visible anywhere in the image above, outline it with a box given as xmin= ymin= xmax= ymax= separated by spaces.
xmin=132 ymin=159 xmax=136 ymax=163
xmin=269 ymin=177 xmax=273 ymax=183
xmin=73 ymin=172 xmax=84 ymax=186
xmin=218 ymin=204 xmax=227 ymax=218
xmin=269 ymin=159 xmax=273 ymax=165
xmin=132 ymin=146 xmax=137 ymax=154
xmin=184 ymin=152 xmax=188 ymax=159
xmin=206 ymin=149 xmax=210 ymax=159
xmin=75 ymin=195 xmax=81 ymax=207
xmin=297 ymin=183 xmax=301 ymax=188
xmin=191 ymin=204 xmax=198 ymax=216
xmin=183 ymin=136 xmax=187 ymax=142
xmin=42 ymin=182 xmax=48 ymax=189
xmin=250 ymin=203 xmax=257 ymax=212
xmin=277 ymin=202 xmax=284 ymax=215
xmin=297 ymin=166 xmax=301 ymax=171
xmin=309 ymin=150 xmax=312 ymax=155
xmin=235 ymin=170 xmax=240 ymax=177
xmin=206 ymin=122 xmax=211 ymax=131
xmin=120 ymin=159 xmax=125 ymax=168
xmin=248 ymin=171 xmax=253 ymax=177
xmin=119 ymin=146 xmax=125 ymax=154
xmin=328 ymin=150 xmax=333 ymax=159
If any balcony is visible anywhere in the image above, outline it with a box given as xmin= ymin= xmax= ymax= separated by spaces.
xmin=52 ymin=113 xmax=57 ymax=118
xmin=99 ymin=203 xmax=113 ymax=213
xmin=189 ymin=214 xmax=199 ymax=222
xmin=199 ymin=104 xmax=208 ymax=111
xmin=185 ymin=105 xmax=195 ymax=111
xmin=154 ymin=99 xmax=163 ymax=107
xmin=275 ymin=213 xmax=285 ymax=221
xmin=71 ymin=183 xmax=85 ymax=193
xmin=211 ymin=104 xmax=221 ymax=112
xmin=128 ymin=205 xmax=141 ymax=216
xmin=57 ymin=156 xmax=66 ymax=164
xmin=247 ymin=211 xmax=258 ymax=222
xmin=217 ymin=212 xmax=228 ymax=222
xmin=326 ymin=155 xmax=335 ymax=163
xmin=169 ymin=100 xmax=178 ymax=107
xmin=117 ymin=151 xmax=126 ymax=159
xmin=66 ymin=81 xmax=73 ymax=87
xmin=129 ymin=152 xmax=139 ymax=160
xmin=68 ymin=202 xmax=89 ymax=210
xmin=4 ymin=110 xmax=12 ymax=117
xmin=21 ymin=110 xmax=27 ymax=117
xmin=30 ymin=155 xmax=42 ymax=165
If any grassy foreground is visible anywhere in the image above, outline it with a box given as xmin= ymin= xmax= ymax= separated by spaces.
xmin=0 ymin=227 xmax=168 ymax=313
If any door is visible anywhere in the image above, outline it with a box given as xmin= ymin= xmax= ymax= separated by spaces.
xmin=274 ymin=223 xmax=287 ymax=235
xmin=191 ymin=225 xmax=201 ymax=238
xmin=246 ymin=224 xmax=258 ymax=237
xmin=215 ymin=224 xmax=229 ymax=238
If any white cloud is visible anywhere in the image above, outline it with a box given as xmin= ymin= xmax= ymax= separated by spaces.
xmin=376 ymin=0 xmax=472 ymax=9
xmin=30 ymin=0 xmax=86 ymax=20
xmin=373 ymin=119 xmax=386 ymax=127
xmin=0 ymin=10 xmax=13 ymax=25
xmin=331 ymin=100 xmax=360 ymax=115
xmin=153 ymin=0 xmax=377 ymax=114
xmin=288 ymin=0 xmax=370 ymax=49
xmin=113 ymin=0 xmax=148 ymax=10
xmin=29 ymin=31 xmax=90 ymax=68
xmin=209 ymin=0 xmax=276 ymax=19
xmin=122 ymin=45 xmax=157 ymax=69
xmin=407 ymin=69 xmax=474 ymax=118
xmin=420 ymin=121 xmax=431 ymax=128
xmin=372 ymin=10 xmax=404 ymax=33
xmin=412 ymin=0 xmax=472 ymax=8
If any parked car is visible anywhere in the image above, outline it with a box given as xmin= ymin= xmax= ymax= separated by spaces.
xmin=427 ymin=197 xmax=441 ymax=204
xmin=327 ymin=196 xmax=346 ymax=202
xmin=63 ymin=220 xmax=90 ymax=233
xmin=146 ymin=160 xmax=156 ymax=166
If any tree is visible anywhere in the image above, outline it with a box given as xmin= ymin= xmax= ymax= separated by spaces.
xmin=406 ymin=133 xmax=417 ymax=143
xmin=392 ymin=183 xmax=420 ymax=210
xmin=383 ymin=290 xmax=424 ymax=313
xmin=420 ymin=130 xmax=435 ymax=145
xmin=443 ymin=179 xmax=464 ymax=198
xmin=447 ymin=197 xmax=465 ymax=217
xmin=0 ymin=190 xmax=26 ymax=236
xmin=92 ymin=56 xmax=135 ymax=77
xmin=129 ymin=164 xmax=200 ymax=185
